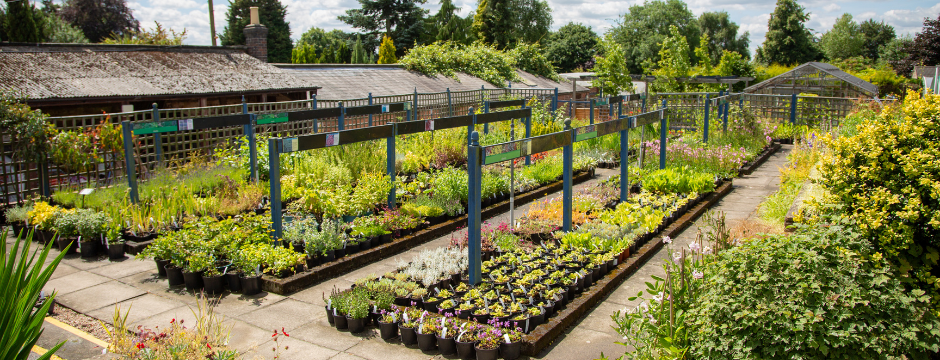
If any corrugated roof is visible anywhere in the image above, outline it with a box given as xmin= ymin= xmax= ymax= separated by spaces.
xmin=0 ymin=43 xmax=316 ymax=100
xmin=744 ymin=62 xmax=878 ymax=96
xmin=274 ymin=64 xmax=586 ymax=99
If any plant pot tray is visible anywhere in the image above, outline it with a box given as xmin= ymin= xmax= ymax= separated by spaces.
xmin=738 ymin=143 xmax=780 ymax=176
xmin=521 ymin=178 xmax=735 ymax=356
xmin=261 ymin=169 xmax=596 ymax=295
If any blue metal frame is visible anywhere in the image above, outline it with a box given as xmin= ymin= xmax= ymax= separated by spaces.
xmin=121 ymin=121 xmax=139 ymax=204
xmin=152 ymin=104 xmax=163 ymax=166
xmin=619 ymin=126 xmax=629 ymax=202
xmin=660 ymin=100 xmax=667 ymax=170
xmin=243 ymin=96 xmax=258 ymax=182
xmin=789 ymin=93 xmax=797 ymax=125
xmin=338 ymin=101 xmax=345 ymax=131
xmin=467 ymin=131 xmax=482 ymax=285
xmin=562 ymin=119 xmax=573 ymax=232
xmin=268 ymin=137 xmax=282 ymax=239
xmin=368 ymin=93 xmax=373 ymax=127
xmin=703 ymin=93 xmax=711 ymax=143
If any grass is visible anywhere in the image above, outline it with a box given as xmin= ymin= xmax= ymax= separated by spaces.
xmin=757 ymin=139 xmax=823 ymax=229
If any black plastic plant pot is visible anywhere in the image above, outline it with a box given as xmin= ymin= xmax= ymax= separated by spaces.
xmin=56 ymin=237 xmax=74 ymax=254
xmin=240 ymin=275 xmax=262 ymax=296
xmin=306 ymin=255 xmax=320 ymax=269
xmin=500 ymin=341 xmax=522 ymax=360
xmin=79 ymin=240 xmax=98 ymax=258
xmin=472 ymin=313 xmax=490 ymax=325
xmin=203 ymin=274 xmax=224 ymax=295
xmin=182 ymin=271 xmax=204 ymax=291
xmin=473 ymin=346 xmax=498 ymax=360
xmin=437 ymin=336 xmax=457 ymax=355
xmin=325 ymin=249 xmax=337 ymax=262
xmin=345 ymin=243 xmax=360 ymax=255
xmin=347 ymin=316 xmax=365 ymax=333
xmin=416 ymin=333 xmax=437 ymax=351
xmin=107 ymin=243 xmax=125 ymax=260
xmin=11 ymin=223 xmax=24 ymax=237
xmin=378 ymin=320 xmax=398 ymax=340
xmin=359 ymin=238 xmax=372 ymax=250
xmin=380 ymin=234 xmax=392 ymax=243
xmin=155 ymin=259 xmax=170 ymax=277
xmin=325 ymin=306 xmax=335 ymax=326
xmin=335 ymin=248 xmax=346 ymax=258
xmin=423 ymin=299 xmax=441 ymax=312
xmin=225 ymin=272 xmax=242 ymax=292
xmin=456 ymin=340 xmax=475 ymax=359
xmin=395 ymin=297 xmax=411 ymax=307
xmin=334 ymin=313 xmax=348 ymax=330
xmin=531 ymin=313 xmax=545 ymax=328
xmin=399 ymin=325 xmax=417 ymax=346
xmin=165 ymin=265 xmax=185 ymax=286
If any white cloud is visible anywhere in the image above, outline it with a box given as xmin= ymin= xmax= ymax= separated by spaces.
xmin=823 ymin=3 xmax=841 ymax=13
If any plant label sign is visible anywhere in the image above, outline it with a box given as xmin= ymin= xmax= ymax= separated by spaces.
xmin=574 ymin=125 xmax=597 ymax=142
xmin=484 ymin=140 xmax=532 ymax=165
xmin=324 ymin=133 xmax=340 ymax=147
xmin=257 ymin=112 xmax=289 ymax=125
xmin=133 ymin=120 xmax=178 ymax=135
xmin=425 ymin=120 xmax=435 ymax=131
xmin=178 ymin=119 xmax=194 ymax=131
xmin=79 ymin=188 xmax=94 ymax=196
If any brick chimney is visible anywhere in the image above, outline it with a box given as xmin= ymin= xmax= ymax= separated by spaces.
xmin=243 ymin=7 xmax=268 ymax=62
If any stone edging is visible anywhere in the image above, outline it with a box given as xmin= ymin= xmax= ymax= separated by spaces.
xmin=261 ymin=170 xmax=595 ymax=295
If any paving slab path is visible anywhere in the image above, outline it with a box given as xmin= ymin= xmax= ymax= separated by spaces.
xmin=21 ymin=144 xmax=789 ymax=360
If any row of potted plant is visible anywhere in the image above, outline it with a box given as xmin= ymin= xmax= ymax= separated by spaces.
xmin=5 ymin=201 xmax=128 ymax=259
xmin=137 ymin=213 xmax=304 ymax=295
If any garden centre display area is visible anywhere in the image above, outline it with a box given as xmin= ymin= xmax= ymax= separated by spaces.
xmin=6 ymin=88 xmax=818 ymax=359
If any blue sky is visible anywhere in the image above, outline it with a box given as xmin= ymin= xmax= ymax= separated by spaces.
xmin=89 ymin=0 xmax=940 ymax=55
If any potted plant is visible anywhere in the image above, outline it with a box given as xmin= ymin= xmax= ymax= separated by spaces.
xmin=183 ymin=251 xmax=210 ymax=291
xmin=104 ymin=221 xmax=125 ymax=260
xmin=435 ymin=318 xmax=459 ymax=356
xmin=4 ymin=203 xmax=31 ymax=237
xmin=52 ymin=208 xmax=81 ymax=254
xmin=137 ymin=234 xmax=173 ymax=277
xmin=416 ymin=318 xmax=439 ymax=351
xmin=234 ymin=244 xmax=264 ymax=296
xmin=499 ymin=328 xmax=524 ymax=360
xmin=398 ymin=310 xmax=419 ymax=346
xmin=201 ymin=256 xmax=225 ymax=296
xmin=473 ymin=328 xmax=501 ymax=360
xmin=377 ymin=308 xmax=400 ymax=340
xmin=76 ymin=209 xmax=107 ymax=258
xmin=346 ymin=292 xmax=369 ymax=333
xmin=455 ymin=325 xmax=478 ymax=359
xmin=331 ymin=292 xmax=349 ymax=330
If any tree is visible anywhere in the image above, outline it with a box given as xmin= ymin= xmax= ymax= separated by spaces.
xmin=716 ymin=50 xmax=755 ymax=91
xmin=338 ymin=0 xmax=428 ymax=56
xmin=903 ymin=15 xmax=940 ymax=71
xmin=883 ymin=35 xmax=913 ymax=76
xmin=220 ymin=0 xmax=292 ymax=63
xmin=608 ymin=0 xmax=700 ymax=74
xmin=755 ymin=0 xmax=822 ymax=65
xmin=350 ymin=35 xmax=368 ymax=63
xmin=59 ymin=0 xmax=139 ymax=43
xmin=3 ymin=0 xmax=43 ymax=42
xmin=591 ymin=34 xmax=633 ymax=96
xmin=377 ymin=34 xmax=397 ymax=64
xmin=424 ymin=0 xmax=473 ymax=44
xmin=38 ymin=11 xmax=88 ymax=43
xmin=473 ymin=0 xmax=551 ymax=49
xmin=543 ymin=22 xmax=598 ymax=72
xmin=860 ymin=19 xmax=896 ymax=62
xmin=697 ymin=11 xmax=749 ymax=65
xmin=820 ymin=13 xmax=864 ymax=61
xmin=649 ymin=25 xmax=692 ymax=92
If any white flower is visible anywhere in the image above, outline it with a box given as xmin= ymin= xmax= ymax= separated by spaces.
xmin=703 ymin=246 xmax=712 ymax=254
xmin=673 ymin=252 xmax=682 ymax=262
xmin=652 ymin=292 xmax=664 ymax=302
xmin=648 ymin=315 xmax=657 ymax=324
xmin=639 ymin=302 xmax=649 ymax=313
xmin=692 ymin=270 xmax=703 ymax=279
xmin=689 ymin=242 xmax=701 ymax=252
xmin=663 ymin=236 xmax=672 ymax=244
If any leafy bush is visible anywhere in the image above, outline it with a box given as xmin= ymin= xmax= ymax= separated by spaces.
xmin=641 ymin=167 xmax=715 ymax=194
xmin=400 ymin=41 xmax=558 ymax=86
xmin=820 ymin=91 xmax=940 ymax=305
xmin=508 ymin=43 xmax=558 ymax=80
xmin=688 ymin=221 xmax=940 ymax=358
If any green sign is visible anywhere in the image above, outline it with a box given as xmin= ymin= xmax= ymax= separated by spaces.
xmin=485 ymin=149 xmax=521 ymax=165
xmin=133 ymin=121 xmax=178 ymax=135
xmin=257 ymin=112 xmax=288 ymax=124
xmin=575 ymin=131 xmax=597 ymax=142
xmin=484 ymin=140 xmax=531 ymax=165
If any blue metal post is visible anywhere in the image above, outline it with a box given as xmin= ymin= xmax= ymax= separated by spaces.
xmin=618 ymin=98 xmax=623 ymax=119
xmin=483 ymin=100 xmax=489 ymax=134
xmin=447 ymin=88 xmax=453 ymax=117
xmin=790 ymin=93 xmax=797 ymax=125
xmin=722 ymin=97 xmax=729 ymax=132
xmin=39 ymin=161 xmax=50 ymax=198
xmin=312 ymin=95 xmax=318 ymax=133
xmin=660 ymin=100 xmax=667 ymax=170
xmin=641 ymin=95 xmax=647 ymax=112
xmin=387 ymin=125 xmax=396 ymax=208
xmin=338 ymin=101 xmax=345 ymax=131
xmin=151 ymin=103 xmax=162 ymax=166
xmin=608 ymin=99 xmax=614 ymax=122
xmin=563 ymin=119 xmax=573 ymax=232
xmin=589 ymin=99 xmax=594 ymax=124
xmin=368 ymin=93 xmax=373 ymax=127
xmin=467 ymin=108 xmax=475 ymax=145
xmin=243 ymin=96 xmax=258 ymax=182
xmin=268 ymin=138 xmax=282 ymax=239
xmin=552 ymin=88 xmax=558 ymax=112
xmin=413 ymin=89 xmax=418 ymax=121
xmin=703 ymin=94 xmax=710 ymax=143
xmin=121 ymin=121 xmax=139 ymax=204
xmin=524 ymin=101 xmax=531 ymax=165
xmin=467 ymin=131 xmax=482 ymax=285
xmin=620 ymin=127 xmax=629 ymax=202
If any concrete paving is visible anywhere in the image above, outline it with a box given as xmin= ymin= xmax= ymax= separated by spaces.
xmin=24 ymin=144 xmax=790 ymax=360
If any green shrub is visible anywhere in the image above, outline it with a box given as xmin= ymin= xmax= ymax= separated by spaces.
xmin=688 ymin=221 xmax=940 ymax=358
xmin=641 ymin=167 xmax=715 ymax=194
xmin=820 ymin=92 xmax=940 ymax=306
xmin=400 ymin=41 xmax=558 ymax=86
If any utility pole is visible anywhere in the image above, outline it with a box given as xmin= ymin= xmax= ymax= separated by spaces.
xmin=208 ymin=0 xmax=218 ymax=46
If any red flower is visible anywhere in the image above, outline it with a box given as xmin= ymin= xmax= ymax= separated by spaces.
xmin=170 ymin=318 xmax=175 ymax=323
xmin=281 ymin=327 xmax=289 ymax=337
xmin=136 ymin=343 xmax=146 ymax=350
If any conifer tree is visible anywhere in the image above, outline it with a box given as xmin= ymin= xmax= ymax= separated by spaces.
xmin=377 ymin=34 xmax=397 ymax=64
xmin=755 ymin=0 xmax=822 ymax=65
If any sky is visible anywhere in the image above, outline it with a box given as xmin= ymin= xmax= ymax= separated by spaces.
xmin=88 ymin=0 xmax=940 ymax=55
